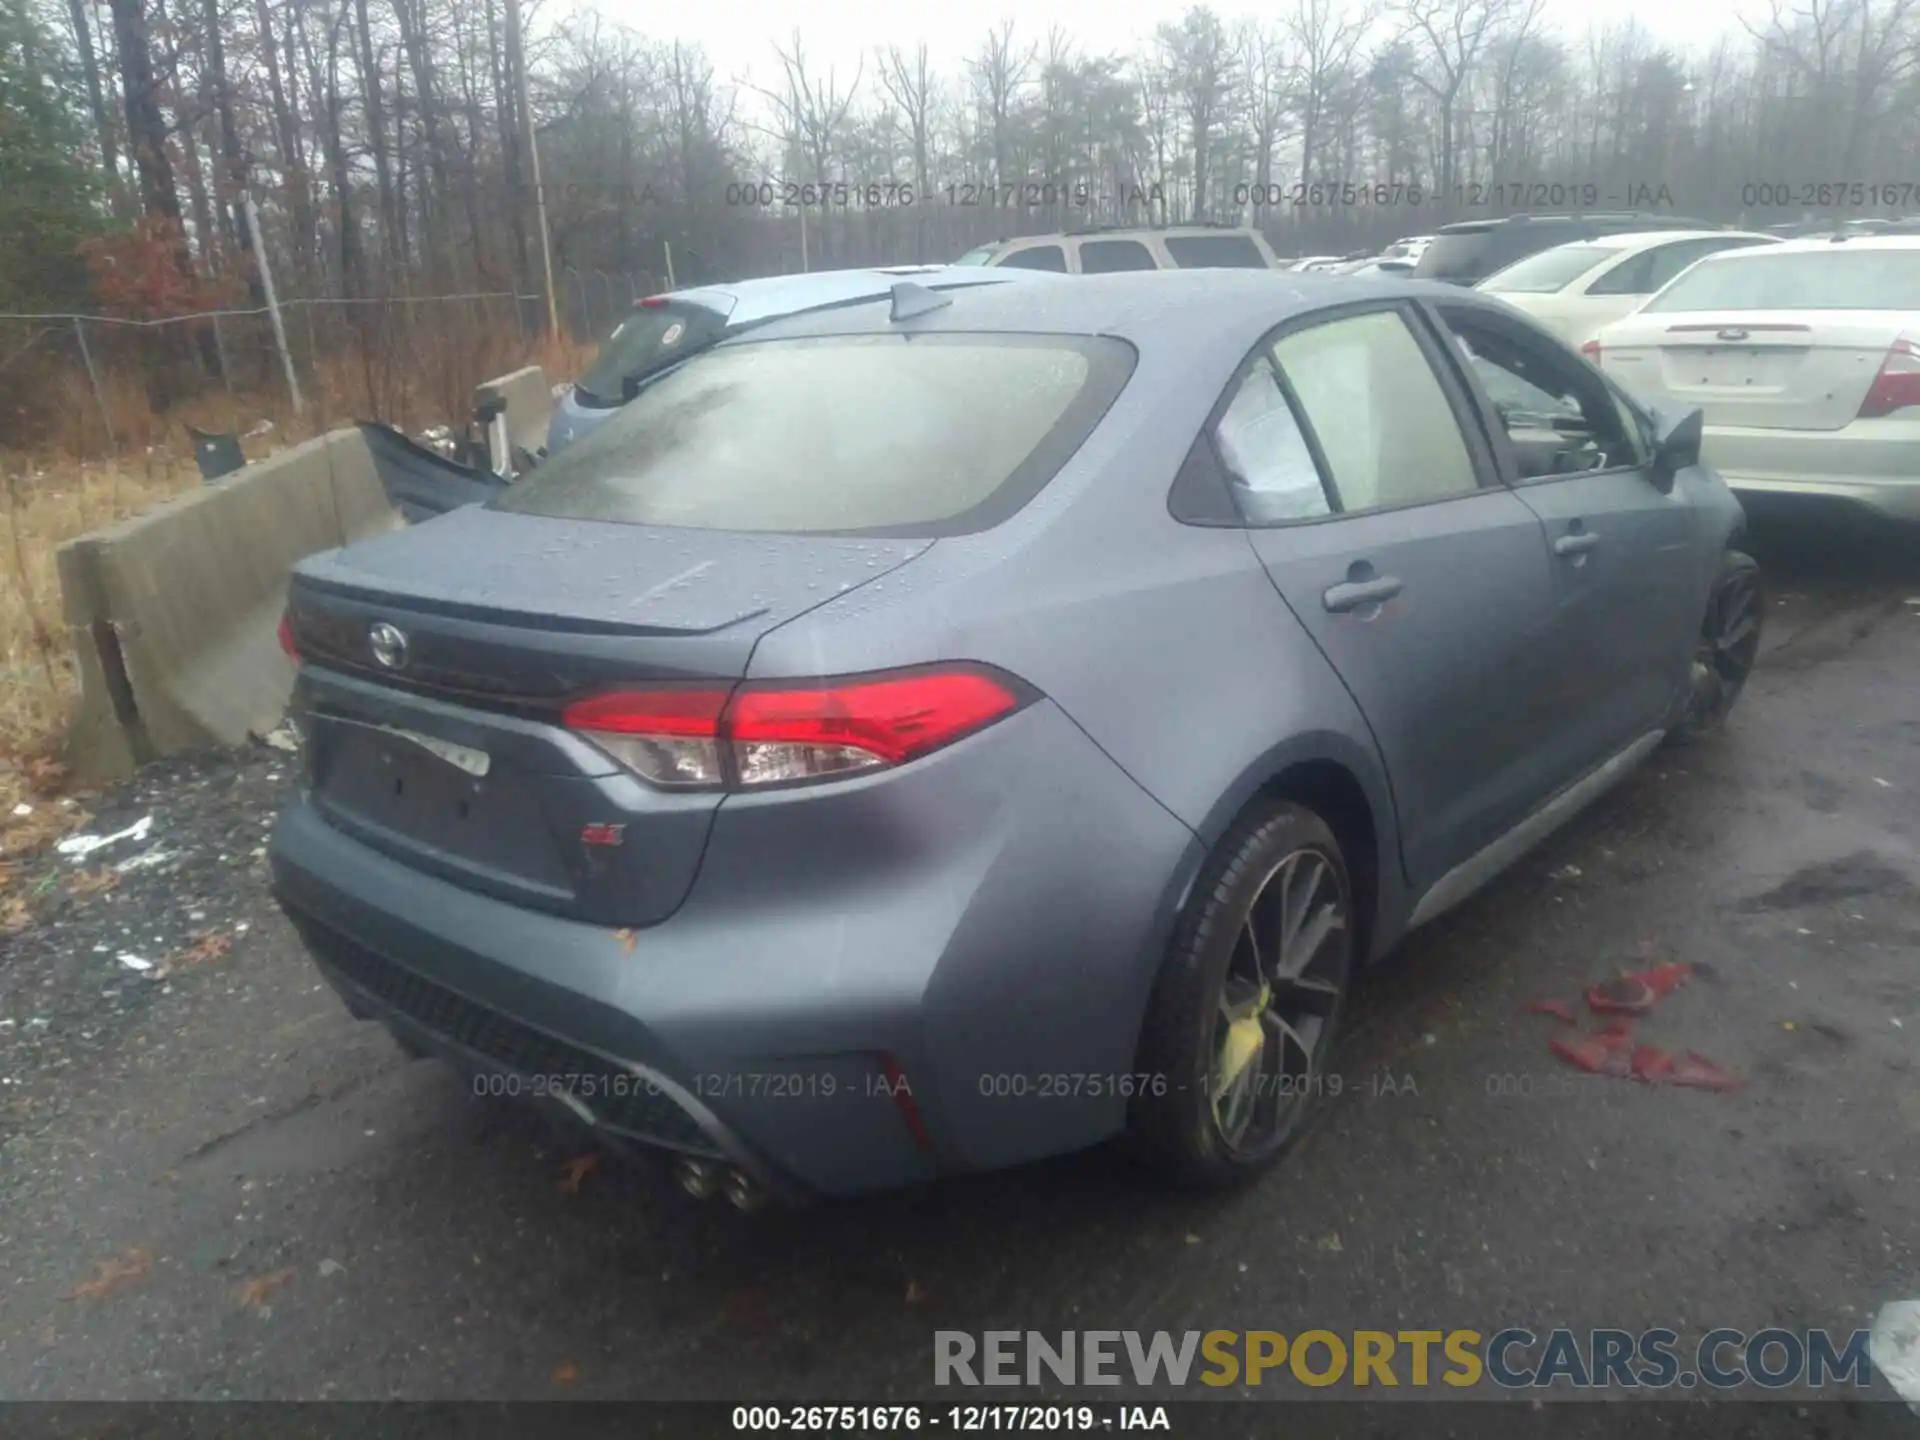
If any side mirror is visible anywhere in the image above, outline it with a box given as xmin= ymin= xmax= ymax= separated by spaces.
xmin=1648 ymin=404 xmax=1703 ymax=490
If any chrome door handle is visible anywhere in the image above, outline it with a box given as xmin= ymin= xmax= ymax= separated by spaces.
xmin=1553 ymin=531 xmax=1601 ymax=556
xmin=1323 ymin=576 xmax=1404 ymax=613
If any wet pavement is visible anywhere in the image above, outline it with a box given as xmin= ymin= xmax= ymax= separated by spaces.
xmin=0 ymin=513 xmax=1916 ymax=1409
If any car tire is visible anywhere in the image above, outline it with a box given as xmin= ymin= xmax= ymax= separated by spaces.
xmin=1127 ymin=799 xmax=1355 ymax=1190
xmin=1671 ymin=549 xmax=1763 ymax=743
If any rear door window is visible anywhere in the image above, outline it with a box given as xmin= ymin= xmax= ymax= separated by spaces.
xmin=495 ymin=334 xmax=1135 ymax=535
xmin=1268 ymin=310 xmax=1482 ymax=513
xmin=1213 ymin=361 xmax=1331 ymax=522
xmin=1484 ymin=245 xmax=1622 ymax=294
xmin=1579 ymin=249 xmax=1658 ymax=296
xmin=1165 ymin=234 xmax=1269 ymax=269
xmin=573 ymin=302 xmax=729 ymax=406
xmin=1636 ymin=237 xmax=1773 ymax=293
xmin=1078 ymin=240 xmax=1159 ymax=273
xmin=999 ymin=245 xmax=1068 ymax=272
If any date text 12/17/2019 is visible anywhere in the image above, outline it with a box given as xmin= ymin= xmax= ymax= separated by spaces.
xmin=1234 ymin=180 xmax=1678 ymax=210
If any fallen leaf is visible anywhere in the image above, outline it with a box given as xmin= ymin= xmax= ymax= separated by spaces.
xmin=173 ymin=931 xmax=233 ymax=968
xmin=1317 ymin=1233 xmax=1344 ymax=1253
xmin=613 ymin=928 xmax=637 ymax=954
xmin=2 ymin=895 xmax=32 ymax=933
xmin=552 ymin=1363 xmax=580 ymax=1385
xmin=65 ymin=1247 xmax=153 ymax=1301
xmin=236 ymin=1267 xmax=296 ymax=1307
xmin=905 ymin=1280 xmax=926 ymax=1305
xmin=66 ymin=867 xmax=118 ymax=896
xmin=1525 ymin=999 xmax=1578 ymax=1023
xmin=1779 ymin=1020 xmax=1798 ymax=1032
xmin=557 ymin=1152 xmax=601 ymax=1193
xmin=24 ymin=756 xmax=69 ymax=792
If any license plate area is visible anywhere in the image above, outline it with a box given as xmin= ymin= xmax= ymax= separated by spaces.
xmin=312 ymin=720 xmax=574 ymax=894
xmin=1663 ymin=345 xmax=1805 ymax=389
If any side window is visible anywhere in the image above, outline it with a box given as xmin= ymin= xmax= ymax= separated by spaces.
xmin=1078 ymin=239 xmax=1158 ymax=273
xmin=1213 ymin=360 xmax=1332 ymax=523
xmin=999 ymin=245 xmax=1067 ymax=272
xmin=1603 ymin=380 xmax=1652 ymax=467
xmin=1439 ymin=307 xmax=1641 ymax=477
xmin=1643 ymin=238 xmax=1747 ymax=292
xmin=1584 ymin=249 xmax=1657 ymax=296
xmin=1270 ymin=310 xmax=1481 ymax=513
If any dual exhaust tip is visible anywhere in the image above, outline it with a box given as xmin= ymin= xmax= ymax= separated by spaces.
xmin=674 ymin=1156 xmax=768 ymax=1212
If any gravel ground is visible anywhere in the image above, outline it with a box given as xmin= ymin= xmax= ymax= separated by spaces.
xmin=0 ymin=513 xmax=1915 ymax=1424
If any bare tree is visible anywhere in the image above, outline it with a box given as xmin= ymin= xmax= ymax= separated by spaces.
xmin=1158 ymin=6 xmax=1235 ymax=219
xmin=1398 ymin=0 xmax=1516 ymax=203
xmin=1290 ymin=0 xmax=1375 ymax=184
xmin=879 ymin=42 xmax=938 ymax=254
xmin=968 ymin=19 xmax=1032 ymax=189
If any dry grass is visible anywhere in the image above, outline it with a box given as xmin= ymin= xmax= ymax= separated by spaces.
xmin=0 ymin=324 xmax=594 ymax=856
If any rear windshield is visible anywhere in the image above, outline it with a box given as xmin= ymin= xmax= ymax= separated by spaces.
xmin=1645 ymin=248 xmax=1920 ymax=311
xmin=574 ymin=302 xmax=728 ymax=406
xmin=1481 ymin=244 xmax=1621 ymax=293
xmin=494 ymin=334 xmax=1136 ymax=535
xmin=1164 ymin=234 xmax=1269 ymax=269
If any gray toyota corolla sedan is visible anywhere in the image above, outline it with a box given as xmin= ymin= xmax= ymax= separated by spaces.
xmin=270 ymin=271 xmax=1761 ymax=1207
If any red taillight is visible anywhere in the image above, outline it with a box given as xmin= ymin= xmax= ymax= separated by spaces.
xmin=1580 ymin=338 xmax=1601 ymax=363
xmin=277 ymin=612 xmax=299 ymax=663
xmin=560 ymin=666 xmax=1029 ymax=791
xmin=562 ymin=687 xmax=728 ymax=789
xmin=1858 ymin=338 xmax=1920 ymax=419
xmin=638 ymin=295 xmax=669 ymax=309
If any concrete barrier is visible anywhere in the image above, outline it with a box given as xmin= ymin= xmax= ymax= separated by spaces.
xmin=60 ymin=427 xmax=403 ymax=785
xmin=474 ymin=365 xmax=552 ymax=467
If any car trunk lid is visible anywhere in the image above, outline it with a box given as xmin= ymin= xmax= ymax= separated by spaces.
xmin=1599 ymin=311 xmax=1911 ymax=431
xmin=286 ymin=505 xmax=930 ymax=925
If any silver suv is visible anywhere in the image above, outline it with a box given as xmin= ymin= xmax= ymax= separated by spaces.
xmin=955 ymin=225 xmax=1280 ymax=273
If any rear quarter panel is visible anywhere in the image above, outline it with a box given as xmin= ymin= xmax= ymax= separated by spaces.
xmin=748 ymin=354 xmax=1407 ymax=956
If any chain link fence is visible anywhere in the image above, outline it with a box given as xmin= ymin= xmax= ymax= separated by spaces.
xmin=0 ymin=274 xmax=657 ymax=458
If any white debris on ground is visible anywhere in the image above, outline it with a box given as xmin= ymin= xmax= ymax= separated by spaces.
xmin=54 ymin=814 xmax=154 ymax=862
xmin=0 ymin=751 xmax=293 ymax=1108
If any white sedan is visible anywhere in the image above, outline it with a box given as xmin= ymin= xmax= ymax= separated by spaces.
xmin=1478 ymin=230 xmax=1779 ymax=344
xmin=1589 ymin=235 xmax=1920 ymax=524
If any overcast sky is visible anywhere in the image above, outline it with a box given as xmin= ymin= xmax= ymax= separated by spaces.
xmin=576 ymin=0 xmax=1764 ymax=121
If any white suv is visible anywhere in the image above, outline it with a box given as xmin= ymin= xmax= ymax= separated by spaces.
xmin=955 ymin=226 xmax=1280 ymax=274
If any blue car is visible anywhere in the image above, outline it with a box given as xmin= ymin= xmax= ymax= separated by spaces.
xmin=274 ymin=272 xmax=1757 ymax=1207
xmin=547 ymin=265 xmax=1052 ymax=458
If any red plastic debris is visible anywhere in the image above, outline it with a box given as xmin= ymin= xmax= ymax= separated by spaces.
xmin=1548 ymin=1034 xmax=1633 ymax=1077
xmin=1526 ymin=999 xmax=1578 ymax=1024
xmin=1668 ymin=1052 xmax=1744 ymax=1092
xmin=1587 ymin=962 xmax=1693 ymax=1016
xmin=1640 ymin=963 xmax=1692 ymax=999
xmin=1587 ymin=976 xmax=1654 ymax=1016
xmin=1630 ymin=1045 xmax=1675 ymax=1082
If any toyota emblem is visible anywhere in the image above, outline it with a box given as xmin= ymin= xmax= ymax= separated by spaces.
xmin=368 ymin=621 xmax=410 ymax=670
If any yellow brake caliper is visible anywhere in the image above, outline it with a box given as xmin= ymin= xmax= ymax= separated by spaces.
xmin=1212 ymin=982 xmax=1270 ymax=1105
